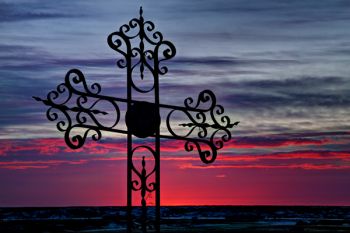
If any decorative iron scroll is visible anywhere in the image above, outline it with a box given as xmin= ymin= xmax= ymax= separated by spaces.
xmin=107 ymin=7 xmax=176 ymax=93
xmin=33 ymin=69 xmax=123 ymax=149
xmin=165 ymin=89 xmax=238 ymax=164
xmin=131 ymin=146 xmax=157 ymax=207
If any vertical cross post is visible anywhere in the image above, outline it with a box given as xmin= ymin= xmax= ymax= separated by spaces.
xmin=110 ymin=7 xmax=176 ymax=231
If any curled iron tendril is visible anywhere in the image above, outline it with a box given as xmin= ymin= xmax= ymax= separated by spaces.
xmin=131 ymin=146 xmax=157 ymax=207
xmin=107 ymin=7 xmax=176 ymax=93
xmin=33 ymin=69 xmax=121 ymax=149
xmin=166 ymin=90 xmax=239 ymax=164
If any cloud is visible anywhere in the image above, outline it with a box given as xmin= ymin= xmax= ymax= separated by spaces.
xmin=235 ymin=76 xmax=345 ymax=89
xmin=230 ymin=136 xmax=329 ymax=148
xmin=177 ymin=149 xmax=350 ymax=171
xmin=1 ymin=135 xmax=349 ymax=170
xmin=180 ymin=163 xmax=350 ymax=170
xmin=221 ymin=76 xmax=350 ymax=109
xmin=0 ymin=2 xmax=82 ymax=23
xmin=0 ymin=138 xmax=126 ymax=157
xmin=0 ymin=44 xmax=115 ymax=71
xmin=1 ymin=0 xmax=350 ymax=144
xmin=1 ymin=132 xmax=348 ymax=157
xmin=0 ymin=43 xmax=297 ymax=74
xmin=170 ymin=56 xmax=298 ymax=67
xmin=0 ymin=159 xmax=87 ymax=170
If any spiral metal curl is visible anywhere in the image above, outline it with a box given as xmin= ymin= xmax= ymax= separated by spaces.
xmin=130 ymin=145 xmax=157 ymax=207
xmin=107 ymin=7 xmax=176 ymax=93
xmin=166 ymin=90 xmax=238 ymax=164
xmin=33 ymin=69 xmax=121 ymax=149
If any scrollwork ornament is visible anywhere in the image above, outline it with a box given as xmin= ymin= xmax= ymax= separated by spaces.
xmin=130 ymin=146 xmax=157 ymax=206
xmin=46 ymin=107 xmax=71 ymax=132
xmin=107 ymin=7 xmax=176 ymax=93
xmin=184 ymin=139 xmax=217 ymax=164
xmin=65 ymin=69 xmax=102 ymax=96
xmin=64 ymin=126 xmax=102 ymax=149
xmin=166 ymin=89 xmax=237 ymax=164
xmin=33 ymin=68 xmax=122 ymax=150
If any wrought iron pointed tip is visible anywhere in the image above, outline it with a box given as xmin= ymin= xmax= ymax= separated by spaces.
xmin=140 ymin=6 xmax=143 ymax=16
xmin=32 ymin=96 xmax=42 ymax=102
xmin=228 ymin=121 xmax=240 ymax=128
xmin=91 ymin=109 xmax=109 ymax=115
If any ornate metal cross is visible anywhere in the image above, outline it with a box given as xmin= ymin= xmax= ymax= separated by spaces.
xmin=33 ymin=7 xmax=238 ymax=232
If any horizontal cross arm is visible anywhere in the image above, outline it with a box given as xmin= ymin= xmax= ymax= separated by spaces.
xmin=33 ymin=96 xmax=109 ymax=115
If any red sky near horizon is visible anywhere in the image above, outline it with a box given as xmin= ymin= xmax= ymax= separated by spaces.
xmin=1 ymin=137 xmax=350 ymax=207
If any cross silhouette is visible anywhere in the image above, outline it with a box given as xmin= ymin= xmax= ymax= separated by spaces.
xmin=33 ymin=7 xmax=238 ymax=232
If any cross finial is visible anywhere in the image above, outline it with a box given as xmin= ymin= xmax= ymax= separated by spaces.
xmin=139 ymin=6 xmax=143 ymax=17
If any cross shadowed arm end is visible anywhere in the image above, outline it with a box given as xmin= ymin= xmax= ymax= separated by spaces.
xmin=32 ymin=96 xmax=42 ymax=102
xmin=32 ymin=96 xmax=50 ymax=106
xmin=228 ymin=121 xmax=240 ymax=128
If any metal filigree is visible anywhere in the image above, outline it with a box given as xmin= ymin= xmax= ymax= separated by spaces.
xmin=131 ymin=146 xmax=157 ymax=206
xmin=33 ymin=69 xmax=123 ymax=149
xmin=34 ymin=7 xmax=238 ymax=233
xmin=107 ymin=7 xmax=176 ymax=93
xmin=165 ymin=89 xmax=238 ymax=164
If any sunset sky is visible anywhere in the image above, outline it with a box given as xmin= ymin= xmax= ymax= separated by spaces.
xmin=1 ymin=0 xmax=350 ymax=207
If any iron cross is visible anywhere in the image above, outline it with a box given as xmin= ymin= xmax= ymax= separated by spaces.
xmin=33 ymin=7 xmax=238 ymax=232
